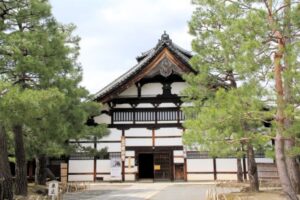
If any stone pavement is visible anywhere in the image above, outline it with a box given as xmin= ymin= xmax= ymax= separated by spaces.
xmin=63 ymin=182 xmax=239 ymax=200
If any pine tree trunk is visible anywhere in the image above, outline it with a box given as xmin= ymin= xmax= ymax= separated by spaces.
xmin=283 ymin=0 xmax=300 ymax=194
xmin=247 ymin=144 xmax=259 ymax=192
xmin=237 ymin=158 xmax=243 ymax=182
xmin=285 ymin=139 xmax=300 ymax=194
xmin=0 ymin=125 xmax=13 ymax=200
xmin=35 ymin=155 xmax=47 ymax=185
xmin=273 ymin=34 xmax=299 ymax=200
xmin=13 ymin=125 xmax=27 ymax=196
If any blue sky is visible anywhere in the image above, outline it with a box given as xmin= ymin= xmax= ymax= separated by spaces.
xmin=49 ymin=0 xmax=194 ymax=93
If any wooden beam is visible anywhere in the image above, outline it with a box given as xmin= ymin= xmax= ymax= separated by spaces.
xmin=213 ymin=158 xmax=217 ymax=180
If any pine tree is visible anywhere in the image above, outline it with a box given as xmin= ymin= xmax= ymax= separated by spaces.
xmin=0 ymin=0 xmax=107 ymax=194
xmin=185 ymin=0 xmax=300 ymax=198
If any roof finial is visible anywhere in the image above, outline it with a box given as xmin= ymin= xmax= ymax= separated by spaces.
xmin=161 ymin=31 xmax=171 ymax=43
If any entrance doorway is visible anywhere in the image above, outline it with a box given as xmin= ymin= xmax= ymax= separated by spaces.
xmin=138 ymin=153 xmax=154 ymax=179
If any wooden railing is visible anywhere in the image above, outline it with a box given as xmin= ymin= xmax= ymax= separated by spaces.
xmin=111 ymin=107 xmax=185 ymax=123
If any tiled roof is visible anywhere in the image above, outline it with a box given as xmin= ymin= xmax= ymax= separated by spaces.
xmin=93 ymin=32 xmax=193 ymax=101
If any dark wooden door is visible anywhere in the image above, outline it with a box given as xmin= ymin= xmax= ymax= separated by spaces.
xmin=174 ymin=164 xmax=184 ymax=180
xmin=153 ymin=152 xmax=171 ymax=181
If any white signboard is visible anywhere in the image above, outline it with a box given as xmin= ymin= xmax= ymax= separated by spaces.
xmin=48 ymin=180 xmax=59 ymax=196
xmin=110 ymin=156 xmax=122 ymax=180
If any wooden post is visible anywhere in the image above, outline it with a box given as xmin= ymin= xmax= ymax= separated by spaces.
xmin=213 ymin=158 xmax=217 ymax=180
xmin=243 ymin=156 xmax=247 ymax=180
xmin=152 ymin=129 xmax=155 ymax=148
xmin=93 ymin=136 xmax=97 ymax=182
xmin=184 ymin=158 xmax=187 ymax=181
xmin=60 ymin=163 xmax=68 ymax=184
xmin=121 ymin=130 xmax=125 ymax=182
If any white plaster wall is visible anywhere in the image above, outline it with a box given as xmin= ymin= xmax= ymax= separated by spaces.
xmin=155 ymin=128 xmax=182 ymax=136
xmin=125 ymin=151 xmax=135 ymax=157
xmin=187 ymin=159 xmax=214 ymax=172
xmin=187 ymin=174 xmax=214 ymax=181
xmin=68 ymin=160 xmax=94 ymax=173
xmin=157 ymin=120 xmax=178 ymax=124
xmin=136 ymin=103 xmax=154 ymax=108
xmin=125 ymin=128 xmax=152 ymax=137
xmin=171 ymin=82 xmax=187 ymax=95
xmin=126 ymin=138 xmax=152 ymax=146
xmin=119 ymin=85 xmax=138 ymax=97
xmin=174 ymin=157 xmax=184 ymax=163
xmin=115 ymin=104 xmax=132 ymax=108
xmin=216 ymin=159 xmax=237 ymax=172
xmin=97 ymin=143 xmax=121 ymax=152
xmin=96 ymin=160 xmax=110 ymax=173
xmin=100 ymin=128 xmax=122 ymax=141
xmin=94 ymin=114 xmax=111 ymax=124
xmin=217 ymin=174 xmax=237 ymax=180
xmin=158 ymin=103 xmax=176 ymax=108
xmin=68 ymin=175 xmax=94 ymax=182
xmin=255 ymin=158 xmax=274 ymax=163
xmin=155 ymin=138 xmax=182 ymax=146
xmin=174 ymin=150 xmax=183 ymax=156
xmin=141 ymin=83 xmax=162 ymax=96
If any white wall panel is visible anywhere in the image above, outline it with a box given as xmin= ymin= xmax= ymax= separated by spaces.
xmin=174 ymin=150 xmax=183 ymax=156
xmin=69 ymin=160 xmax=94 ymax=173
xmin=68 ymin=175 xmax=93 ymax=182
xmin=216 ymin=159 xmax=237 ymax=172
xmin=187 ymin=159 xmax=213 ymax=172
xmin=126 ymin=138 xmax=152 ymax=146
xmin=187 ymin=174 xmax=214 ymax=181
xmin=141 ymin=83 xmax=162 ymax=96
xmin=174 ymin=157 xmax=184 ymax=163
xmin=171 ymin=82 xmax=187 ymax=95
xmin=155 ymin=128 xmax=182 ymax=136
xmin=217 ymin=174 xmax=237 ymax=180
xmin=136 ymin=103 xmax=154 ymax=108
xmin=94 ymin=114 xmax=111 ymax=124
xmin=125 ymin=151 xmax=135 ymax=157
xmin=119 ymin=85 xmax=138 ymax=96
xmin=125 ymin=128 xmax=152 ymax=137
xmin=255 ymin=158 xmax=274 ymax=163
xmin=96 ymin=160 xmax=110 ymax=173
xmin=97 ymin=143 xmax=121 ymax=152
xmin=158 ymin=103 xmax=176 ymax=108
xmin=115 ymin=104 xmax=132 ymax=108
xmin=155 ymin=138 xmax=182 ymax=146
xmin=100 ymin=128 xmax=122 ymax=141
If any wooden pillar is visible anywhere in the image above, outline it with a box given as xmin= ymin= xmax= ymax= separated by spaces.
xmin=243 ymin=156 xmax=247 ymax=180
xmin=184 ymin=157 xmax=187 ymax=181
xmin=182 ymin=128 xmax=187 ymax=181
xmin=213 ymin=158 xmax=217 ymax=180
xmin=152 ymin=129 xmax=155 ymax=148
xmin=93 ymin=136 xmax=97 ymax=182
xmin=121 ymin=129 xmax=125 ymax=182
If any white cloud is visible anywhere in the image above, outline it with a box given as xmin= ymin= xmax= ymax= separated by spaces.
xmin=50 ymin=0 xmax=194 ymax=93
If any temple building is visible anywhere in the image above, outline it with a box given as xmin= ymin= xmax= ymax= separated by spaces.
xmin=66 ymin=32 xmax=273 ymax=182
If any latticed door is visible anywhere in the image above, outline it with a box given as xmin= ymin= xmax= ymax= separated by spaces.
xmin=153 ymin=152 xmax=171 ymax=180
